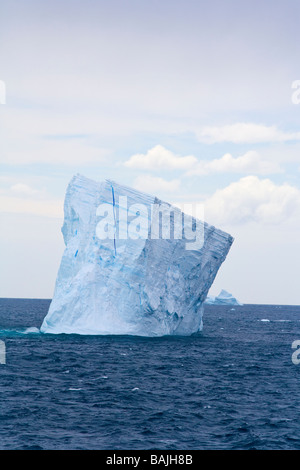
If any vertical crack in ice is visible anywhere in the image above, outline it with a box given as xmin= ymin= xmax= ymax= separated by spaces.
xmin=111 ymin=184 xmax=117 ymax=256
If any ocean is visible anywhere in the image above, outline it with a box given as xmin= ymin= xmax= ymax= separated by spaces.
xmin=0 ymin=298 xmax=299 ymax=450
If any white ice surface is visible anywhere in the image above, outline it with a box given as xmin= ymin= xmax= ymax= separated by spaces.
xmin=41 ymin=174 xmax=234 ymax=336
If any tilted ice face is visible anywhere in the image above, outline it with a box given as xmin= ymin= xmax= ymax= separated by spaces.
xmin=40 ymin=174 xmax=234 ymax=336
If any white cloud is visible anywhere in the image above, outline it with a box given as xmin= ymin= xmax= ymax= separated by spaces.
xmin=10 ymin=183 xmax=41 ymax=197
xmin=197 ymin=123 xmax=300 ymax=144
xmin=124 ymin=145 xmax=197 ymax=170
xmin=1 ymin=136 xmax=110 ymax=166
xmin=133 ymin=175 xmax=181 ymax=194
xmin=203 ymin=176 xmax=300 ymax=225
xmin=0 ymin=195 xmax=63 ymax=218
xmin=0 ymin=183 xmax=63 ymax=218
xmin=126 ymin=146 xmax=283 ymax=177
xmin=0 ymin=108 xmax=111 ymax=165
xmin=187 ymin=151 xmax=282 ymax=176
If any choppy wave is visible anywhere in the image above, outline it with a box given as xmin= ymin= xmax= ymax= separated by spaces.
xmin=0 ymin=326 xmax=40 ymax=337
xmin=0 ymin=299 xmax=300 ymax=450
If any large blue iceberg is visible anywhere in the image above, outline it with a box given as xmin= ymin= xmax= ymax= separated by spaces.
xmin=41 ymin=174 xmax=234 ymax=336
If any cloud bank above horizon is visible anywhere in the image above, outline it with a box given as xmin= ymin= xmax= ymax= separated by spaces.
xmin=1 ymin=0 xmax=300 ymax=303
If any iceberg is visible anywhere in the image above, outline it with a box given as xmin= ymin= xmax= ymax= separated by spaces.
xmin=205 ymin=289 xmax=242 ymax=306
xmin=41 ymin=174 xmax=234 ymax=336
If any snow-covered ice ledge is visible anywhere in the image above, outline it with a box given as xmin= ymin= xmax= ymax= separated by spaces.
xmin=41 ymin=174 xmax=234 ymax=336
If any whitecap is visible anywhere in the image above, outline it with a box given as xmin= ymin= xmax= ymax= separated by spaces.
xmin=0 ymin=327 xmax=40 ymax=336
xmin=22 ymin=327 xmax=40 ymax=334
xmin=89 ymin=375 xmax=108 ymax=381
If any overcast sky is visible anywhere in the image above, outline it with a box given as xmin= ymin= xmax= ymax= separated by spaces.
xmin=1 ymin=0 xmax=300 ymax=304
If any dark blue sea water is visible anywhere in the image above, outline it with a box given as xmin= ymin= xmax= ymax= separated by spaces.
xmin=0 ymin=298 xmax=300 ymax=450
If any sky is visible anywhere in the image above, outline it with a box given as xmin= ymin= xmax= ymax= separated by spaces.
xmin=0 ymin=0 xmax=300 ymax=304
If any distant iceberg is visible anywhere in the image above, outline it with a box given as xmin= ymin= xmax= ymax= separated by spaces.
xmin=205 ymin=289 xmax=243 ymax=306
xmin=41 ymin=174 xmax=234 ymax=336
